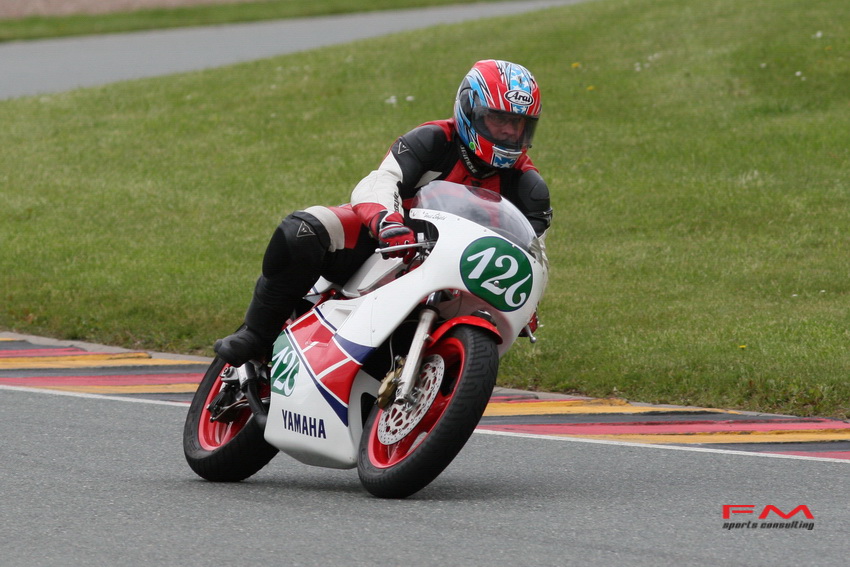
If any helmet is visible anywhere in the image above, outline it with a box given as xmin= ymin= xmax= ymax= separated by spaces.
xmin=454 ymin=59 xmax=541 ymax=169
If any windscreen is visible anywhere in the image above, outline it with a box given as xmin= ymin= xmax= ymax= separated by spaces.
xmin=410 ymin=181 xmax=538 ymax=251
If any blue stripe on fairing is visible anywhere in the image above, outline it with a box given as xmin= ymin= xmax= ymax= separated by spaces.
xmin=335 ymin=335 xmax=374 ymax=364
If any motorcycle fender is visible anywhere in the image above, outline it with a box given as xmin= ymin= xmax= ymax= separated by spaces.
xmin=428 ymin=316 xmax=503 ymax=346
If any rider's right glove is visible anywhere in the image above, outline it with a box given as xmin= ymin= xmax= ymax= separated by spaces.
xmin=374 ymin=211 xmax=416 ymax=262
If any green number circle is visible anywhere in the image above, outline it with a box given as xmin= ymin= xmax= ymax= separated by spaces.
xmin=271 ymin=334 xmax=300 ymax=397
xmin=460 ymin=237 xmax=533 ymax=312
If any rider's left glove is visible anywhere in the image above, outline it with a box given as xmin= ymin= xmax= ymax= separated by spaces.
xmin=374 ymin=211 xmax=416 ymax=262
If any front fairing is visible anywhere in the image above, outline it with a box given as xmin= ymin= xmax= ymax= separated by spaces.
xmin=341 ymin=181 xmax=548 ymax=351
xmin=407 ymin=210 xmax=547 ymax=349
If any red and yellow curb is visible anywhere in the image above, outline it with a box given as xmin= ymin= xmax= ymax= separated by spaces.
xmin=3 ymin=336 xmax=849 ymax=460
xmin=482 ymin=394 xmax=850 ymax=460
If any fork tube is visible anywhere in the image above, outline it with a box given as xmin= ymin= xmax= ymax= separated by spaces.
xmin=395 ymin=294 xmax=440 ymax=406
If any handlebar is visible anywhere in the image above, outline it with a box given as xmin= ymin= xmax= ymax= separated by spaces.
xmin=374 ymin=241 xmax=434 ymax=255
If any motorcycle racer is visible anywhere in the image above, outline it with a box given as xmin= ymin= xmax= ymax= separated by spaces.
xmin=215 ymin=59 xmax=552 ymax=367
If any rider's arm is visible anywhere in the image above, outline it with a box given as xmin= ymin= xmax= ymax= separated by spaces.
xmin=511 ymin=169 xmax=553 ymax=237
xmin=351 ymin=124 xmax=450 ymax=233
xmin=520 ymin=170 xmax=553 ymax=237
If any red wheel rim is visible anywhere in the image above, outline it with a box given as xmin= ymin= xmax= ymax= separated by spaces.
xmin=367 ymin=336 xmax=465 ymax=468
xmin=197 ymin=366 xmax=252 ymax=451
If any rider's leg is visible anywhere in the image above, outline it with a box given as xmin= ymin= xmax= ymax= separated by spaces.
xmin=214 ymin=210 xmax=332 ymax=366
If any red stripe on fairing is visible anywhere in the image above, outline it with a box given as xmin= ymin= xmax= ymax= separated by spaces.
xmin=0 ymin=373 xmax=203 ymax=387
xmin=477 ymin=420 xmax=850 ymax=436
xmin=284 ymin=311 xmax=363 ymax=425
xmin=774 ymin=451 xmax=850 ymax=460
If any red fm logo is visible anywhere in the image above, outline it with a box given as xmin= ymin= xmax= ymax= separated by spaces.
xmin=722 ymin=505 xmax=814 ymax=520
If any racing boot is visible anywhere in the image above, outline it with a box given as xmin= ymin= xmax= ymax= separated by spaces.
xmin=213 ymin=326 xmax=270 ymax=367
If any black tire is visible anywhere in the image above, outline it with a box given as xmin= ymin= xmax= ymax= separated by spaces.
xmin=357 ymin=325 xmax=498 ymax=498
xmin=183 ymin=357 xmax=278 ymax=482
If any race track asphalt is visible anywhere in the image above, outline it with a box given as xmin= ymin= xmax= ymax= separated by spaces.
xmin=0 ymin=0 xmax=588 ymax=99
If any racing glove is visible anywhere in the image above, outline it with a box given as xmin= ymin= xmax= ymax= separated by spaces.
xmin=373 ymin=211 xmax=416 ymax=262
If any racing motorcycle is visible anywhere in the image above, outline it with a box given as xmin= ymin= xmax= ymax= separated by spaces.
xmin=183 ymin=180 xmax=548 ymax=498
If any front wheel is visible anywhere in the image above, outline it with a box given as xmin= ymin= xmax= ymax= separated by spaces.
xmin=357 ymin=325 xmax=499 ymax=498
xmin=183 ymin=357 xmax=278 ymax=482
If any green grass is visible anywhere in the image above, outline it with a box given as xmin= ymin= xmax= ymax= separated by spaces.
xmin=0 ymin=0 xmax=506 ymax=42
xmin=2 ymin=0 xmax=849 ymax=418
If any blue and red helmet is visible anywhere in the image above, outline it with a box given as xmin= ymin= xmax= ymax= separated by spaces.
xmin=454 ymin=59 xmax=541 ymax=168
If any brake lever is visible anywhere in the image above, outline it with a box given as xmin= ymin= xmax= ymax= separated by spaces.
xmin=373 ymin=240 xmax=435 ymax=255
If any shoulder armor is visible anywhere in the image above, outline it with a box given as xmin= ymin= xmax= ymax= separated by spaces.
xmin=394 ymin=124 xmax=452 ymax=164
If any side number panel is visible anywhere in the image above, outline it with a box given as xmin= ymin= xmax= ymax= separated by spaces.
xmin=460 ymin=237 xmax=533 ymax=311
xmin=270 ymin=334 xmax=300 ymax=396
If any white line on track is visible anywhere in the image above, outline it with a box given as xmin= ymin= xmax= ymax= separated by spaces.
xmin=5 ymin=384 xmax=849 ymax=464
xmin=1 ymin=384 xmax=189 ymax=407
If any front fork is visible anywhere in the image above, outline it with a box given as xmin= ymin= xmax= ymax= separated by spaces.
xmin=377 ymin=293 xmax=440 ymax=410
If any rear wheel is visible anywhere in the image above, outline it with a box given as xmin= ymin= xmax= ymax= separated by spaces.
xmin=357 ymin=325 xmax=498 ymax=498
xmin=183 ymin=357 xmax=278 ymax=482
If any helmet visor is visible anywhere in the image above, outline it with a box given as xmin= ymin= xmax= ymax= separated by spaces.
xmin=472 ymin=108 xmax=538 ymax=150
